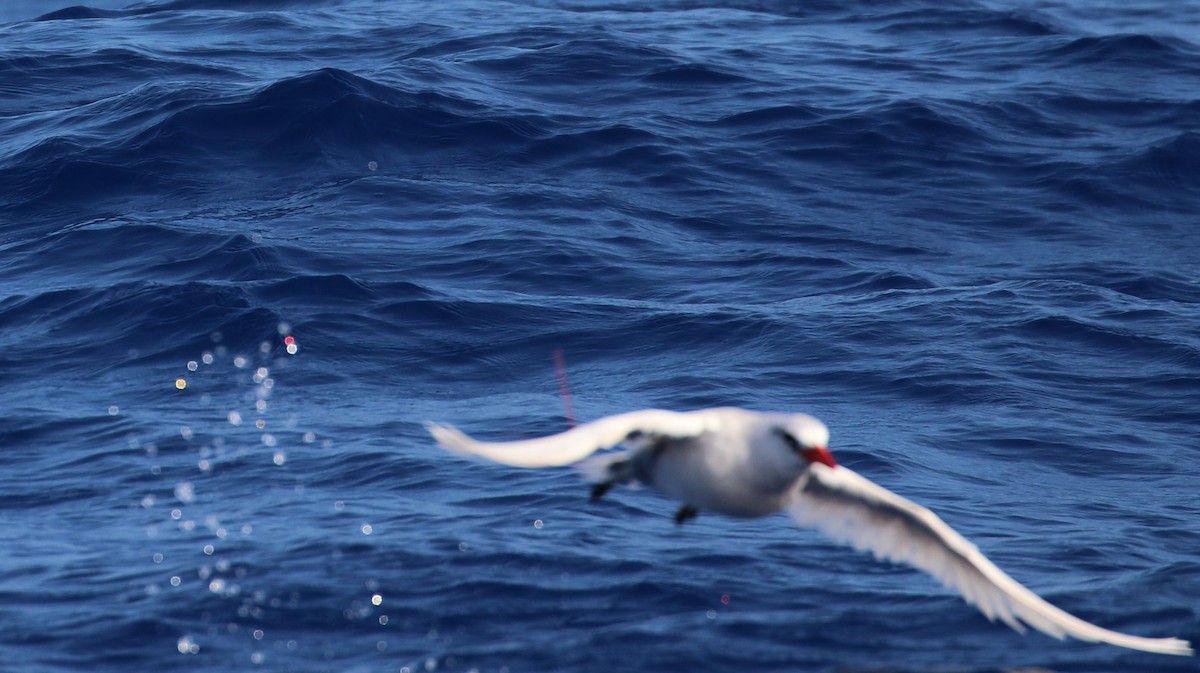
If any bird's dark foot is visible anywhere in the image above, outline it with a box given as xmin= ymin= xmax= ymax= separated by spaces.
xmin=674 ymin=505 xmax=699 ymax=525
xmin=590 ymin=481 xmax=614 ymax=502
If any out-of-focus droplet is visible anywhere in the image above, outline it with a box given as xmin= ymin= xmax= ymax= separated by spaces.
xmin=177 ymin=636 xmax=199 ymax=654
xmin=175 ymin=378 xmax=187 ymax=390
xmin=187 ymin=360 xmax=198 ymax=372
xmin=174 ymin=482 xmax=195 ymax=504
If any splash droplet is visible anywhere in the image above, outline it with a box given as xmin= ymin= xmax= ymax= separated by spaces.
xmin=174 ymin=482 xmax=195 ymax=504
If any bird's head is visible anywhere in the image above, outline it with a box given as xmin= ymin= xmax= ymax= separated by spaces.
xmin=773 ymin=415 xmax=836 ymax=468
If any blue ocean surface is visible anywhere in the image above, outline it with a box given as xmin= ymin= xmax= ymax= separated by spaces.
xmin=1 ymin=1 xmax=1198 ymax=671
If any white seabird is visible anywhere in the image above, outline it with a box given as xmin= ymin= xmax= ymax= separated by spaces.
xmin=426 ymin=406 xmax=1192 ymax=656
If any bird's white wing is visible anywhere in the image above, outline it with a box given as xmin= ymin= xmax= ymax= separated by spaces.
xmin=789 ymin=463 xmax=1192 ymax=656
xmin=426 ymin=409 xmax=716 ymax=468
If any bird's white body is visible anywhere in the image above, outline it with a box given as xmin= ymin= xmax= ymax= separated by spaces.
xmin=579 ymin=408 xmax=819 ymax=517
xmin=426 ymin=406 xmax=1192 ymax=657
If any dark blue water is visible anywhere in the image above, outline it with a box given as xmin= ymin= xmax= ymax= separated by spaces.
xmin=2 ymin=1 xmax=1198 ymax=671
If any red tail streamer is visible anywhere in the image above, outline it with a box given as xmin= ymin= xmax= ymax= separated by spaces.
xmin=552 ymin=349 xmax=577 ymax=428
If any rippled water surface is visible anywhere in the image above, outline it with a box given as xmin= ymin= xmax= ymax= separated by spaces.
xmin=1 ymin=1 xmax=1198 ymax=671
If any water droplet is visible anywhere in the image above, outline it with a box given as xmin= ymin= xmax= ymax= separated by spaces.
xmin=175 ymin=378 xmax=187 ymax=390
xmin=201 ymin=352 xmax=214 ymax=365
xmin=203 ymin=544 xmax=214 ymax=555
xmin=368 ymin=160 xmax=378 ymax=171
xmin=233 ymin=356 xmax=247 ymax=368
xmin=170 ymin=576 xmax=182 ymax=587
xmin=272 ymin=451 xmax=285 ymax=465
xmin=174 ymin=482 xmax=195 ymax=504
xmin=533 ymin=519 xmax=543 ymax=529
xmin=227 ymin=411 xmax=242 ymax=426
xmin=187 ymin=360 xmax=198 ymax=372
xmin=262 ymin=433 xmax=276 ymax=447
xmin=458 ymin=542 xmax=468 ymax=552
xmin=107 ymin=405 xmax=120 ymax=416
xmin=177 ymin=635 xmax=199 ymax=654
xmin=361 ymin=524 xmax=373 ymax=535
xmin=371 ymin=594 xmax=383 ymax=606
xmin=153 ymin=553 xmax=164 ymax=563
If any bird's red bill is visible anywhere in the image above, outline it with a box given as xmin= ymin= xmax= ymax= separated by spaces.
xmin=802 ymin=446 xmax=837 ymax=468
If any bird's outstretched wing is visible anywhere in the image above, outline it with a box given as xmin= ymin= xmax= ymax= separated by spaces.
xmin=426 ymin=409 xmax=716 ymax=468
xmin=789 ymin=463 xmax=1193 ymax=656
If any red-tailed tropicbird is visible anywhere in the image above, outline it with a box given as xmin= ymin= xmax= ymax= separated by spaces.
xmin=427 ymin=407 xmax=1192 ymax=656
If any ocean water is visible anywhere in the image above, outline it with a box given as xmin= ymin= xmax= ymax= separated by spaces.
xmin=1 ymin=1 xmax=1198 ymax=671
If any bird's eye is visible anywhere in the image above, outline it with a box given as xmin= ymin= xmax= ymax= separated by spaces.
xmin=774 ymin=428 xmax=802 ymax=454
